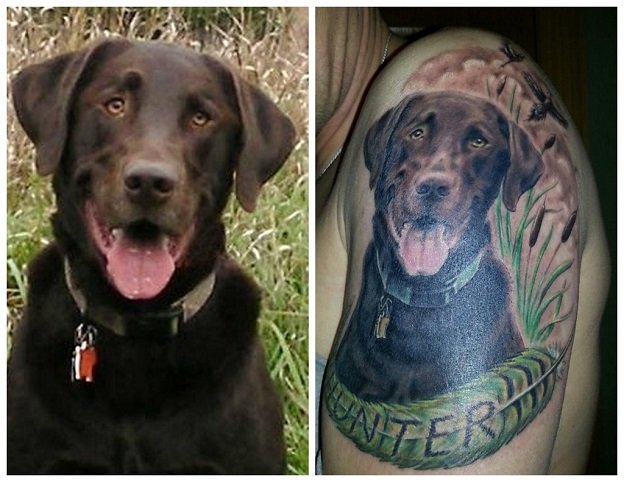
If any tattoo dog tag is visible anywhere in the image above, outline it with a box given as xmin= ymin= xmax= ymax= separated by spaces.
xmin=71 ymin=323 xmax=98 ymax=383
xmin=375 ymin=315 xmax=390 ymax=339
xmin=375 ymin=296 xmax=392 ymax=339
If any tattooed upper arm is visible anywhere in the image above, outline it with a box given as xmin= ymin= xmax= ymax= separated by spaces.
xmin=321 ymin=29 xmax=590 ymax=474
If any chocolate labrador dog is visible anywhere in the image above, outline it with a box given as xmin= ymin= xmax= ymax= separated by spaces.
xmin=335 ymin=92 xmax=542 ymax=403
xmin=8 ymin=39 xmax=295 ymax=474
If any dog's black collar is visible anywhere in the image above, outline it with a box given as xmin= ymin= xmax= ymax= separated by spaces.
xmin=63 ymin=259 xmax=216 ymax=339
xmin=375 ymin=244 xmax=484 ymax=308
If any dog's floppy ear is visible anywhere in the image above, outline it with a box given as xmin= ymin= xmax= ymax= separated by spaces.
xmin=364 ymin=95 xmax=418 ymax=189
xmin=11 ymin=40 xmax=130 ymax=176
xmin=502 ymin=123 xmax=544 ymax=211
xmin=231 ymin=73 xmax=296 ymax=212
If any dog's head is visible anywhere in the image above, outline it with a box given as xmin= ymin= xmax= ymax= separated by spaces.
xmin=365 ymin=92 xmax=542 ymax=277
xmin=11 ymin=39 xmax=295 ymax=300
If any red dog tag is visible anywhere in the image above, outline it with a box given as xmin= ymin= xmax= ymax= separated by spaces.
xmin=71 ymin=324 xmax=98 ymax=383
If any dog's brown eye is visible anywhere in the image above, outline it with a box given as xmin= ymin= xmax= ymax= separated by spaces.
xmin=470 ymin=137 xmax=489 ymax=149
xmin=190 ymin=111 xmax=210 ymax=128
xmin=104 ymin=97 xmax=125 ymax=116
xmin=410 ymin=128 xmax=425 ymax=140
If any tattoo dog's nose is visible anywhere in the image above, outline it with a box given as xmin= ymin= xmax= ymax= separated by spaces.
xmin=124 ymin=161 xmax=178 ymax=205
xmin=416 ymin=175 xmax=452 ymax=199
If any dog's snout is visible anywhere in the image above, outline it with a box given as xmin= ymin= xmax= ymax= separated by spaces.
xmin=415 ymin=174 xmax=452 ymax=200
xmin=124 ymin=161 xmax=179 ymax=205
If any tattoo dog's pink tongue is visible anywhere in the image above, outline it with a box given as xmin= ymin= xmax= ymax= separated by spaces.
xmin=106 ymin=232 xmax=174 ymax=300
xmin=399 ymin=225 xmax=449 ymax=276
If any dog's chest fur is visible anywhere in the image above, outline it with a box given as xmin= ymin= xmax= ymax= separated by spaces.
xmin=8 ymin=245 xmax=283 ymax=474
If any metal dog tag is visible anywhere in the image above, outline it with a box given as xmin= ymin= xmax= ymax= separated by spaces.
xmin=71 ymin=323 xmax=98 ymax=383
xmin=375 ymin=315 xmax=390 ymax=339
xmin=375 ymin=296 xmax=392 ymax=339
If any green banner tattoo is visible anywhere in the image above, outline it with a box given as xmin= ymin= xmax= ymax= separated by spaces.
xmin=326 ymin=338 xmax=571 ymax=469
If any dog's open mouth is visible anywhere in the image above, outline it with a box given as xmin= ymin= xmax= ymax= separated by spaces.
xmin=392 ymin=215 xmax=450 ymax=277
xmin=85 ymin=202 xmax=194 ymax=300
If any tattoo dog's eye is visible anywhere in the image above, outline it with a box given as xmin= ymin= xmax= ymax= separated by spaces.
xmin=470 ymin=136 xmax=489 ymax=148
xmin=103 ymin=97 xmax=125 ymax=117
xmin=409 ymin=128 xmax=425 ymax=140
xmin=190 ymin=111 xmax=210 ymax=128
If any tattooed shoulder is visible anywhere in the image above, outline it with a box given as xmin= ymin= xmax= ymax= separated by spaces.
xmin=323 ymin=37 xmax=579 ymax=471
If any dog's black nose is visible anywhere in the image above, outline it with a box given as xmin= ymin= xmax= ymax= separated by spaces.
xmin=416 ymin=177 xmax=451 ymax=199
xmin=124 ymin=161 xmax=178 ymax=205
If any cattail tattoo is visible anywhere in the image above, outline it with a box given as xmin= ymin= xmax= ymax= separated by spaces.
xmin=541 ymin=208 xmax=577 ymax=281
xmin=561 ymin=210 xmax=577 ymax=243
xmin=529 ymin=201 xmax=546 ymax=248
xmin=496 ymin=76 xmax=507 ymax=98
xmin=541 ymin=135 xmax=556 ymax=154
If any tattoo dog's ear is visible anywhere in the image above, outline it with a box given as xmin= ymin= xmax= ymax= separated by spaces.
xmin=11 ymin=40 xmax=131 ymax=176
xmin=364 ymin=96 xmax=418 ymax=189
xmin=502 ymin=123 xmax=544 ymax=211
xmin=231 ymin=73 xmax=296 ymax=212
xmin=364 ymin=108 xmax=394 ymax=188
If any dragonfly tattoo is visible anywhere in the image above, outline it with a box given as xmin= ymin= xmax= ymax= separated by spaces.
xmin=500 ymin=42 xmax=525 ymax=67
xmin=523 ymin=72 xmax=569 ymax=128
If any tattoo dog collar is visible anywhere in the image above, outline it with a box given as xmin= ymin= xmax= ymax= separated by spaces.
xmin=376 ymin=245 xmax=484 ymax=308
xmin=64 ymin=258 xmax=216 ymax=339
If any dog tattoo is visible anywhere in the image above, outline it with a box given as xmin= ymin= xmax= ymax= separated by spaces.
xmin=325 ymin=42 xmax=578 ymax=469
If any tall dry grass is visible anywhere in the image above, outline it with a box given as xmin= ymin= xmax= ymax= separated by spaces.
xmin=7 ymin=7 xmax=308 ymax=475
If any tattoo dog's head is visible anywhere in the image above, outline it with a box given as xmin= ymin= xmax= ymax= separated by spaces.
xmin=365 ymin=92 xmax=543 ymax=277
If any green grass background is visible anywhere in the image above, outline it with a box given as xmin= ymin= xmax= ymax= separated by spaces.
xmin=7 ymin=7 xmax=309 ymax=475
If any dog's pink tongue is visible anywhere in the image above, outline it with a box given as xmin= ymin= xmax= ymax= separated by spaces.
xmin=106 ymin=232 xmax=174 ymax=300
xmin=399 ymin=225 xmax=449 ymax=276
